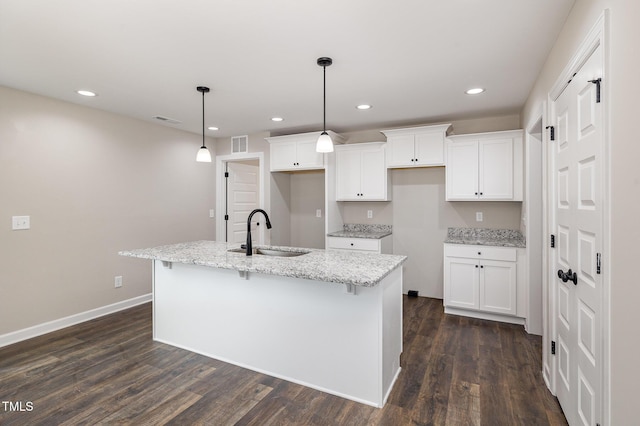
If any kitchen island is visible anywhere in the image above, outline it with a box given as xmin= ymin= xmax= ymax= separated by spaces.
xmin=119 ymin=240 xmax=406 ymax=407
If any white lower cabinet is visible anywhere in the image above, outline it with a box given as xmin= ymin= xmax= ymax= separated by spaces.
xmin=444 ymin=243 xmax=523 ymax=323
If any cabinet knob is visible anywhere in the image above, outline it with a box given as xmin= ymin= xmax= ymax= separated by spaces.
xmin=415 ymin=158 xmax=418 ymax=162
xmin=480 ymin=192 xmax=483 ymax=195
xmin=350 ymin=243 xmax=354 ymax=246
xmin=475 ymin=265 xmax=479 ymax=268
xmin=480 ymin=265 xmax=484 ymax=268
xmin=478 ymin=252 xmax=481 ymax=255
xmin=475 ymin=192 xmax=478 ymax=195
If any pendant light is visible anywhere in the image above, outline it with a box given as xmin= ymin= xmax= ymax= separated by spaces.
xmin=316 ymin=57 xmax=333 ymax=153
xmin=196 ymin=86 xmax=212 ymax=162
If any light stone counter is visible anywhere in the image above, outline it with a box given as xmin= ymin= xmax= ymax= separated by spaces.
xmin=444 ymin=227 xmax=526 ymax=248
xmin=327 ymin=223 xmax=392 ymax=239
xmin=119 ymin=240 xmax=406 ymax=287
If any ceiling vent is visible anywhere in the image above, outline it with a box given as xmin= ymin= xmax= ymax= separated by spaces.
xmin=152 ymin=115 xmax=182 ymax=125
xmin=231 ymin=135 xmax=248 ymax=153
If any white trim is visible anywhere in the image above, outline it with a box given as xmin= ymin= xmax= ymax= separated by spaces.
xmin=0 ymin=294 xmax=152 ymax=348
xmin=215 ymin=152 xmax=265 ymax=244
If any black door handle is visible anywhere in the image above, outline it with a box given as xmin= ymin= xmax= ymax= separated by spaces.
xmin=557 ymin=268 xmax=578 ymax=285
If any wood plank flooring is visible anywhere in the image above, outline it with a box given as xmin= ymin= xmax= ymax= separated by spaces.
xmin=0 ymin=296 xmax=567 ymax=425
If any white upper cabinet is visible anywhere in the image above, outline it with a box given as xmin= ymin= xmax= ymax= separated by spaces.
xmin=446 ymin=130 xmax=523 ymax=201
xmin=266 ymin=131 xmax=345 ymax=172
xmin=335 ymin=142 xmax=390 ymax=201
xmin=381 ymin=124 xmax=451 ymax=168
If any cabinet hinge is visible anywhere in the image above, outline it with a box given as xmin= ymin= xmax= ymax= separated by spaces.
xmin=589 ymin=78 xmax=602 ymax=103
xmin=597 ymin=253 xmax=601 ymax=274
xmin=551 ymin=341 xmax=556 ymax=355
xmin=224 ymin=214 xmax=229 ymax=221
xmin=224 ymin=172 xmax=229 ymax=178
xmin=546 ymin=126 xmax=555 ymax=141
xmin=550 ymin=234 xmax=556 ymax=248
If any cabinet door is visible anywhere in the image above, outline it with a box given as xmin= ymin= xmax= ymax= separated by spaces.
xmin=414 ymin=132 xmax=444 ymax=166
xmin=479 ymin=138 xmax=513 ymax=200
xmin=479 ymin=260 xmax=517 ymax=315
xmin=360 ymin=149 xmax=387 ymax=200
xmin=444 ymin=256 xmax=479 ymax=310
xmin=335 ymin=149 xmax=362 ymax=200
xmin=386 ymin=134 xmax=415 ymax=167
xmin=295 ymin=139 xmax=324 ymax=169
xmin=446 ymin=141 xmax=479 ymax=200
xmin=270 ymin=141 xmax=298 ymax=171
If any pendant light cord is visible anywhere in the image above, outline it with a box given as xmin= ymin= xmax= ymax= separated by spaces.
xmin=323 ymin=64 xmax=326 ymax=132
xmin=201 ymin=90 xmax=206 ymax=148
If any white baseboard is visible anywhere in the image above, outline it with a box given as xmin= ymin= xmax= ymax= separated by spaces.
xmin=0 ymin=294 xmax=152 ymax=348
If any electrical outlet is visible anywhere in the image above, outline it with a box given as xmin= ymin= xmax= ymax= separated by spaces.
xmin=316 ymin=209 xmax=322 ymax=218
xmin=114 ymin=276 xmax=123 ymax=288
xmin=209 ymin=209 xmax=215 ymax=218
xmin=12 ymin=216 xmax=30 ymax=230
xmin=367 ymin=210 xmax=373 ymax=219
xmin=476 ymin=212 xmax=483 ymax=222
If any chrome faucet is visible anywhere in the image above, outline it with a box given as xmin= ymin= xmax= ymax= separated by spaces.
xmin=246 ymin=209 xmax=272 ymax=256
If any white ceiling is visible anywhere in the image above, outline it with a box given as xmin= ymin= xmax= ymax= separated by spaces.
xmin=0 ymin=0 xmax=575 ymax=139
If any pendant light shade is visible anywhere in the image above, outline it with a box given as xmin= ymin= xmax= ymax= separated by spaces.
xmin=196 ymin=86 xmax=212 ymax=163
xmin=316 ymin=57 xmax=333 ymax=153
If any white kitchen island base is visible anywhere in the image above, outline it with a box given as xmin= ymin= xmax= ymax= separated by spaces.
xmin=152 ymin=260 xmax=403 ymax=408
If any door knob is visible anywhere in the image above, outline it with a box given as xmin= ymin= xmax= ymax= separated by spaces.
xmin=557 ymin=268 xmax=578 ymax=285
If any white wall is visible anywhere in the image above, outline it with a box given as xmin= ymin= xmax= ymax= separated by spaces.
xmin=520 ymin=1 xmax=640 ymax=423
xmin=0 ymin=86 xmax=216 ymax=336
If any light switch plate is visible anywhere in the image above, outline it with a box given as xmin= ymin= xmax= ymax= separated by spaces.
xmin=476 ymin=212 xmax=483 ymax=222
xmin=367 ymin=210 xmax=373 ymax=219
xmin=316 ymin=209 xmax=322 ymax=218
xmin=12 ymin=216 xmax=30 ymax=230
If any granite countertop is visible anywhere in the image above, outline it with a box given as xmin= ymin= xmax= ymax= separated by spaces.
xmin=444 ymin=227 xmax=526 ymax=248
xmin=119 ymin=240 xmax=406 ymax=287
xmin=327 ymin=224 xmax=392 ymax=239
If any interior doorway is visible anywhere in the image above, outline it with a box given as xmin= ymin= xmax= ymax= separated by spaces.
xmin=216 ymin=153 xmax=265 ymax=245
xmin=226 ymin=160 xmax=260 ymax=244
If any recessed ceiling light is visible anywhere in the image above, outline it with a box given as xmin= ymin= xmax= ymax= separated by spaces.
xmin=465 ymin=88 xmax=485 ymax=95
xmin=77 ymin=90 xmax=97 ymax=97
xmin=271 ymin=117 xmax=284 ymax=122
xmin=207 ymin=126 xmax=219 ymax=131
xmin=356 ymin=104 xmax=372 ymax=110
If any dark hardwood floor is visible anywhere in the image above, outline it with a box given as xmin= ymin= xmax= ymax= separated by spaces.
xmin=0 ymin=296 xmax=567 ymax=425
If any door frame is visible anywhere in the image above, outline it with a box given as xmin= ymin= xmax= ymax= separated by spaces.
xmin=524 ymin=105 xmax=545 ymax=339
xmin=215 ymin=152 xmax=265 ymax=244
xmin=544 ymin=10 xmax=610 ymax=423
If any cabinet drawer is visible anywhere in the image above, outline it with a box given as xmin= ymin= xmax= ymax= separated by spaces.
xmin=444 ymin=244 xmax=516 ymax=262
xmin=327 ymin=237 xmax=380 ymax=252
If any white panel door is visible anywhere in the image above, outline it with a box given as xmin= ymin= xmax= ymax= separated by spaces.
xmin=553 ymin=46 xmax=603 ymax=426
xmin=227 ymin=161 xmax=259 ymax=244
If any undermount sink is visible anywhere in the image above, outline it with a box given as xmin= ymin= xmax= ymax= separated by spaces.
xmin=227 ymin=248 xmax=309 ymax=257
